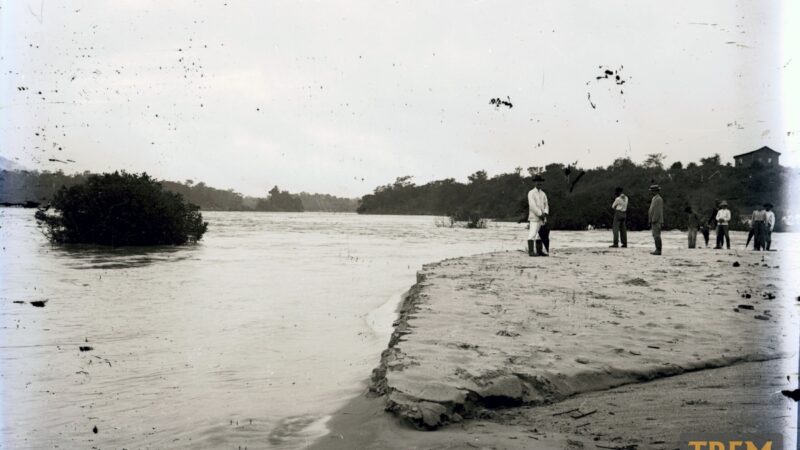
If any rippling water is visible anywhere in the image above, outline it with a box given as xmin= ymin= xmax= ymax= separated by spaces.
xmin=0 ymin=209 xmax=762 ymax=448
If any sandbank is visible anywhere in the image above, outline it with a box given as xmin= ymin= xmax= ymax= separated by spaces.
xmin=311 ymin=246 xmax=798 ymax=449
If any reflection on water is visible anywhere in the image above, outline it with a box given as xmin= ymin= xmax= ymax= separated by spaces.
xmin=0 ymin=208 xmax=772 ymax=449
xmin=53 ymin=244 xmax=198 ymax=270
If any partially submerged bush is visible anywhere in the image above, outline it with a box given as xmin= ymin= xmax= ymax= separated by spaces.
xmin=35 ymin=172 xmax=208 ymax=246
xmin=434 ymin=216 xmax=456 ymax=228
xmin=465 ymin=216 xmax=488 ymax=229
xmin=449 ymin=209 xmax=488 ymax=229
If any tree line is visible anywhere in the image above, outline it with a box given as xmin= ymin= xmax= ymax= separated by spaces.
xmin=357 ymin=154 xmax=794 ymax=231
xmin=0 ymin=170 xmax=358 ymax=213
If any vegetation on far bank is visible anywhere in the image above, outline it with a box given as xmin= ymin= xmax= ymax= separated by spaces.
xmin=0 ymin=170 xmax=358 ymax=212
xmin=357 ymin=154 xmax=794 ymax=231
xmin=35 ymin=172 xmax=208 ymax=246
xmin=5 ymin=152 xmax=794 ymax=232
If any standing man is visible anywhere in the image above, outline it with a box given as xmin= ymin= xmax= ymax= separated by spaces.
xmin=751 ymin=205 xmax=767 ymax=251
xmin=686 ymin=206 xmax=700 ymax=249
xmin=700 ymin=219 xmax=711 ymax=248
xmin=706 ymin=202 xmax=718 ymax=247
xmin=526 ymin=174 xmax=549 ymax=257
xmin=648 ymin=184 xmax=664 ymax=255
xmin=765 ymin=203 xmax=775 ymax=250
xmin=610 ymin=187 xmax=628 ymax=248
xmin=714 ymin=201 xmax=731 ymax=249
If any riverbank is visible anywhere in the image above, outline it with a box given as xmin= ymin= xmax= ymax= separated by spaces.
xmin=310 ymin=246 xmax=798 ymax=449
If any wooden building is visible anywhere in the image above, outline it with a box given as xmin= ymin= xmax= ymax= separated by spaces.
xmin=733 ymin=146 xmax=781 ymax=168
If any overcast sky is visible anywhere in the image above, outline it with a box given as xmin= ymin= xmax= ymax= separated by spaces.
xmin=1 ymin=1 xmax=798 ymax=197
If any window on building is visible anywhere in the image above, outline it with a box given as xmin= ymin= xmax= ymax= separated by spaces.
xmin=768 ymin=158 xmax=772 ymax=163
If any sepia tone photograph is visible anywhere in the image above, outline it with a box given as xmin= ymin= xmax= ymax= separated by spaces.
xmin=1 ymin=1 xmax=799 ymax=449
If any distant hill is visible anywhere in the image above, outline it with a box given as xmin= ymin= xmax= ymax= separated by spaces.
xmin=0 ymin=169 xmax=359 ymax=212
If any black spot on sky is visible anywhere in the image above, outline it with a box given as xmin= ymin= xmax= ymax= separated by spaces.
xmin=489 ymin=97 xmax=513 ymax=109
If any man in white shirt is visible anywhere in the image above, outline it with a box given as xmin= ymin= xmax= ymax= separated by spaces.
xmin=714 ymin=200 xmax=732 ymax=249
xmin=526 ymin=174 xmax=549 ymax=257
xmin=610 ymin=187 xmax=628 ymax=248
xmin=765 ymin=203 xmax=775 ymax=250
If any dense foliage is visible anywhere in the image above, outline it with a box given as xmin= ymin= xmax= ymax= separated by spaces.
xmin=357 ymin=155 xmax=794 ymax=231
xmin=1 ymin=170 xmax=357 ymax=212
xmin=255 ymin=186 xmax=304 ymax=212
xmin=296 ymin=192 xmax=359 ymax=212
xmin=35 ymin=172 xmax=208 ymax=246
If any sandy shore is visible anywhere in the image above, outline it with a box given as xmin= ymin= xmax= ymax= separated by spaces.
xmin=311 ymin=246 xmax=798 ymax=449
xmin=311 ymin=359 xmax=793 ymax=450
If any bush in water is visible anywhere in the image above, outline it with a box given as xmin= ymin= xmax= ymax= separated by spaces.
xmin=450 ymin=208 xmax=488 ymax=229
xmin=35 ymin=172 xmax=208 ymax=246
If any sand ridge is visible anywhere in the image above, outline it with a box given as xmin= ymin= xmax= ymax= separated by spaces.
xmin=369 ymin=247 xmax=792 ymax=429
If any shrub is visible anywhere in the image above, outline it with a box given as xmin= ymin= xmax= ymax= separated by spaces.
xmin=449 ymin=208 xmax=488 ymax=229
xmin=35 ymin=172 xmax=208 ymax=246
xmin=434 ymin=216 xmax=456 ymax=228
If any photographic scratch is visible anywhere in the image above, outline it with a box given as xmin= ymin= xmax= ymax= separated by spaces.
xmin=27 ymin=0 xmax=44 ymax=24
xmin=725 ymin=41 xmax=752 ymax=49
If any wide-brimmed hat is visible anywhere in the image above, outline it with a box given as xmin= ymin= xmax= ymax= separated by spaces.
xmin=719 ymin=200 xmax=728 ymax=207
xmin=532 ymin=174 xmax=545 ymax=182
xmin=649 ymin=184 xmax=660 ymax=191
xmin=764 ymin=202 xmax=773 ymax=208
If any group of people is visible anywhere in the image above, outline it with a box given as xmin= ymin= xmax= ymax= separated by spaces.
xmin=520 ymin=176 xmax=776 ymax=256
xmin=682 ymin=200 xmax=775 ymax=251
xmin=744 ymin=203 xmax=776 ymax=251
xmin=627 ymin=187 xmax=776 ymax=254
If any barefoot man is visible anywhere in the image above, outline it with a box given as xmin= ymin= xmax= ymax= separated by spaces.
xmin=526 ymin=174 xmax=549 ymax=257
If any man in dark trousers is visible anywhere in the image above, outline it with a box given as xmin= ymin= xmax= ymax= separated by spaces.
xmin=751 ymin=205 xmax=767 ymax=251
xmin=610 ymin=187 xmax=628 ymax=248
xmin=765 ymin=203 xmax=775 ymax=250
xmin=714 ymin=200 xmax=731 ymax=249
xmin=700 ymin=220 xmax=711 ymax=247
xmin=686 ymin=206 xmax=700 ymax=249
xmin=648 ymin=184 xmax=664 ymax=255
xmin=705 ymin=203 xmax=718 ymax=247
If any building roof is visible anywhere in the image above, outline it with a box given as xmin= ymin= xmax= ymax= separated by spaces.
xmin=733 ymin=146 xmax=781 ymax=158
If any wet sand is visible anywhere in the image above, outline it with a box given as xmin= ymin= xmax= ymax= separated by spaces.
xmin=310 ymin=246 xmax=799 ymax=449
xmin=311 ymin=359 xmax=793 ymax=450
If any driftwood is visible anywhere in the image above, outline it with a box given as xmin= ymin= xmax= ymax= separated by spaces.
xmin=570 ymin=409 xmax=597 ymax=420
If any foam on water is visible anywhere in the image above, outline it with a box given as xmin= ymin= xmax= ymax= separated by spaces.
xmin=365 ymin=290 xmax=407 ymax=338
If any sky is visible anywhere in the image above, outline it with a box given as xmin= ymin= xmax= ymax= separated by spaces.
xmin=1 ymin=0 xmax=798 ymax=198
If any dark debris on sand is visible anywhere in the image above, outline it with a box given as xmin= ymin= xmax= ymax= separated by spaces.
xmin=781 ymin=389 xmax=800 ymax=401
